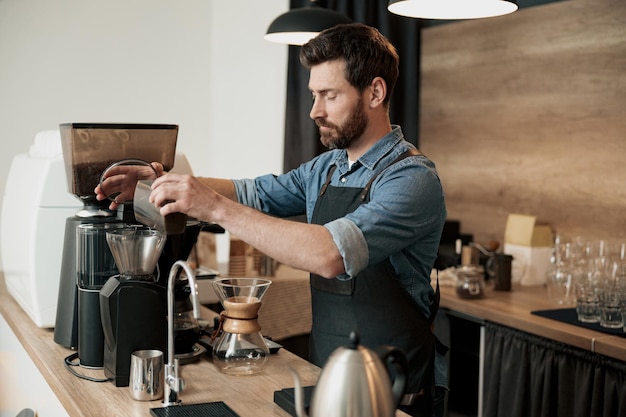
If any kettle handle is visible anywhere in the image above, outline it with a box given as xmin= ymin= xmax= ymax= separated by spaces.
xmin=375 ymin=345 xmax=407 ymax=407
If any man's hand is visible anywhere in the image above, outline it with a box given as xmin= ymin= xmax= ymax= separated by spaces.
xmin=94 ymin=162 xmax=164 ymax=210
xmin=150 ymin=173 xmax=221 ymax=222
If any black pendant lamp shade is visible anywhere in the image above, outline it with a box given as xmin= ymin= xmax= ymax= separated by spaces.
xmin=388 ymin=0 xmax=518 ymax=20
xmin=265 ymin=2 xmax=352 ymax=46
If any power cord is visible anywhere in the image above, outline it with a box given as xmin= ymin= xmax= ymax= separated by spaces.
xmin=63 ymin=352 xmax=112 ymax=383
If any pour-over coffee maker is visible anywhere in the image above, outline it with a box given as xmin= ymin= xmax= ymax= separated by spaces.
xmin=54 ymin=123 xmax=178 ymax=349
xmin=100 ymin=226 xmax=168 ymax=387
xmin=212 ymin=278 xmax=272 ymax=375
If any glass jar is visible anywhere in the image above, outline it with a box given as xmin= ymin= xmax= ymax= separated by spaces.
xmin=456 ymin=265 xmax=486 ymax=299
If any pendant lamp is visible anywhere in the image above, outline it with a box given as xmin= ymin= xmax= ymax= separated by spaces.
xmin=388 ymin=0 xmax=518 ymax=20
xmin=265 ymin=1 xmax=352 ymax=46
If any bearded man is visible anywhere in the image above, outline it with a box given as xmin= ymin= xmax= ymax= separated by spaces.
xmin=97 ymin=23 xmax=448 ymax=417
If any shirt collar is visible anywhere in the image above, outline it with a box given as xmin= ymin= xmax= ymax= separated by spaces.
xmin=357 ymin=125 xmax=405 ymax=171
xmin=330 ymin=125 xmax=405 ymax=173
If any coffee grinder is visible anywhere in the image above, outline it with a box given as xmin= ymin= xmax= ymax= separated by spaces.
xmin=100 ymin=226 xmax=169 ymax=387
xmin=100 ymin=226 xmax=167 ymax=387
xmin=53 ymin=123 xmax=178 ymax=350
xmin=75 ymin=222 xmax=125 ymax=368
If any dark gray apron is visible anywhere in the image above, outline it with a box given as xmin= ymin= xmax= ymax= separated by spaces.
xmin=309 ymin=150 xmax=441 ymax=413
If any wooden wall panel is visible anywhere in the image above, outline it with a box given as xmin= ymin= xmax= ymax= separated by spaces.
xmin=419 ymin=0 xmax=626 ymax=244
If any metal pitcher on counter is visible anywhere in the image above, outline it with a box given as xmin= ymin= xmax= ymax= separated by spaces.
xmin=291 ymin=332 xmax=407 ymax=417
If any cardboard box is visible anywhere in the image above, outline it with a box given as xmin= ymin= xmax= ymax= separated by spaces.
xmin=503 ymin=214 xmax=554 ymax=286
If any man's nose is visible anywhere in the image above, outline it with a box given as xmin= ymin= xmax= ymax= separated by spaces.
xmin=309 ymin=98 xmax=325 ymax=120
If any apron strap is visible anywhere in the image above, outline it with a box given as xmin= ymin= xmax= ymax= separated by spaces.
xmin=431 ymin=262 xmax=449 ymax=356
xmin=360 ymin=148 xmax=422 ymax=201
xmin=320 ymin=148 xmax=422 ymax=200
xmin=319 ymin=165 xmax=338 ymax=197
xmin=430 ymin=273 xmax=441 ymax=324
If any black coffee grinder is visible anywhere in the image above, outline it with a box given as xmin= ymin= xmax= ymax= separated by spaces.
xmin=53 ymin=123 xmax=178 ymax=353
xmin=100 ymin=226 xmax=169 ymax=387
xmin=75 ymin=222 xmax=125 ymax=368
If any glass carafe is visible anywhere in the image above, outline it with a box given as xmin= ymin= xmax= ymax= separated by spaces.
xmin=211 ymin=278 xmax=272 ymax=375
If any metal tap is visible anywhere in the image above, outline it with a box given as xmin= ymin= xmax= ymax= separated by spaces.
xmin=162 ymin=260 xmax=201 ymax=406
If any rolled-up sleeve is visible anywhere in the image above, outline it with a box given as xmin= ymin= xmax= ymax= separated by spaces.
xmin=232 ymin=178 xmax=262 ymax=210
xmin=324 ymin=217 xmax=369 ymax=280
xmin=329 ymin=156 xmax=445 ymax=283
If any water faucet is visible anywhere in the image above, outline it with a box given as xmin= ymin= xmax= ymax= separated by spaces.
xmin=162 ymin=260 xmax=201 ymax=406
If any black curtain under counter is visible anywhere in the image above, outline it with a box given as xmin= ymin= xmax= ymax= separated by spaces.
xmin=484 ymin=321 xmax=626 ymax=417
xmin=437 ymin=284 xmax=626 ymax=417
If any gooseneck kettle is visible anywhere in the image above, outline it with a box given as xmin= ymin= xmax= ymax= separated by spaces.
xmin=292 ymin=332 xmax=407 ymax=417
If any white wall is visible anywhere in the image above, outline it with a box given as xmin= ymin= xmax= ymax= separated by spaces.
xmin=0 ymin=0 xmax=289 ymax=269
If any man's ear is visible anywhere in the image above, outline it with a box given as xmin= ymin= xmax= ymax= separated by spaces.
xmin=368 ymin=76 xmax=387 ymax=108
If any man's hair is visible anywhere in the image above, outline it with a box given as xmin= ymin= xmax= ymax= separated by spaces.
xmin=300 ymin=23 xmax=399 ymax=107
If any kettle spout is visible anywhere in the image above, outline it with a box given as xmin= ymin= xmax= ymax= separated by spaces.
xmin=289 ymin=368 xmax=308 ymax=417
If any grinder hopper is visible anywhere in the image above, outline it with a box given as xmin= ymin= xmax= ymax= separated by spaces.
xmin=59 ymin=122 xmax=178 ymax=212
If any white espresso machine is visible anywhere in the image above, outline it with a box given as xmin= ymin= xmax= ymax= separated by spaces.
xmin=1 ymin=130 xmax=82 ymax=327
xmin=1 ymin=129 xmax=197 ymax=330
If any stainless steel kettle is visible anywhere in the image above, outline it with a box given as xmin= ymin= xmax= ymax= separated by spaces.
xmin=292 ymin=332 xmax=407 ymax=417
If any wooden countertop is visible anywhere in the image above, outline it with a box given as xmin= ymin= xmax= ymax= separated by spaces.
xmin=0 ymin=273 xmax=410 ymax=417
xmin=0 ymin=275 xmax=316 ymax=417
xmin=4 ymin=266 xmax=625 ymax=416
xmin=438 ymin=282 xmax=626 ymax=362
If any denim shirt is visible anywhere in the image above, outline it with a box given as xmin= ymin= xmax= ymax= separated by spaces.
xmin=234 ymin=125 xmax=446 ymax=313
xmin=233 ymin=125 xmax=448 ymax=387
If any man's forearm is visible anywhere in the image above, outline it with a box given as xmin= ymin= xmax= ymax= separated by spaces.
xmin=211 ymin=195 xmax=345 ymax=279
xmin=196 ymin=177 xmax=237 ymax=201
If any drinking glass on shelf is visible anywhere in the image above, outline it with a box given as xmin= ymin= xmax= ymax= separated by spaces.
xmin=598 ymin=285 xmax=623 ymax=329
xmin=574 ymin=276 xmax=599 ymax=323
xmin=596 ymin=259 xmax=625 ymax=329
xmin=550 ymin=236 xmax=626 ymax=326
xmin=573 ymin=254 xmax=606 ymax=324
xmin=547 ymin=240 xmax=584 ymax=305
xmin=547 ymin=267 xmax=575 ymax=305
xmin=611 ymin=261 xmax=626 ymax=331
xmin=550 ymin=233 xmax=568 ymax=266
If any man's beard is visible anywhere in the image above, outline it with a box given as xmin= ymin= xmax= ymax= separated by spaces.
xmin=316 ymin=98 xmax=368 ymax=150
